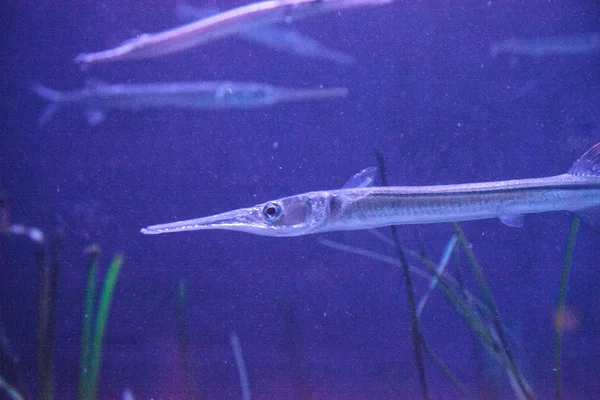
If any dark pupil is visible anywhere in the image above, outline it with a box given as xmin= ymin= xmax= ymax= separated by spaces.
xmin=263 ymin=203 xmax=281 ymax=221
xmin=265 ymin=206 xmax=277 ymax=217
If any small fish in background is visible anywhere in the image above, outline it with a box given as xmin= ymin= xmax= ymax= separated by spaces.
xmin=175 ymin=2 xmax=356 ymax=65
xmin=32 ymin=81 xmax=349 ymax=126
xmin=489 ymin=32 xmax=600 ymax=57
xmin=141 ymin=143 xmax=600 ymax=237
xmin=74 ymin=0 xmax=393 ymax=65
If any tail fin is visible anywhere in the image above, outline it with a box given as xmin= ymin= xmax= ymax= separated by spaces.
xmin=32 ymin=84 xmax=65 ymax=127
xmin=568 ymin=143 xmax=600 ymax=230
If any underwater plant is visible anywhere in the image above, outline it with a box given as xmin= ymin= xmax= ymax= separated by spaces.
xmin=321 ymin=232 xmax=532 ymax=398
xmin=316 ymin=152 xmax=535 ymax=398
xmin=79 ymin=245 xmax=99 ymax=400
xmin=1 ymin=221 xmax=49 ymax=400
xmin=36 ymin=230 xmax=61 ymax=400
xmin=553 ymin=216 xmax=580 ymax=400
xmin=0 ymin=375 xmax=23 ymax=400
xmin=79 ymin=250 xmax=123 ymax=400
xmin=375 ymin=150 xmax=431 ymax=400
xmin=322 ymin=214 xmax=583 ymax=400
xmin=0 ymin=219 xmax=123 ymax=400
xmin=175 ymin=279 xmax=199 ymax=400
xmin=230 ymin=332 xmax=251 ymax=400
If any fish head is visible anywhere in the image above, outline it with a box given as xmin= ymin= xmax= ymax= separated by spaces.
xmin=141 ymin=191 xmax=331 ymax=237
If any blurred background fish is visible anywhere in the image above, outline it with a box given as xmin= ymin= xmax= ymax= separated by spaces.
xmin=74 ymin=0 xmax=394 ymax=65
xmin=490 ymin=33 xmax=600 ymax=57
xmin=33 ymin=81 xmax=348 ymax=126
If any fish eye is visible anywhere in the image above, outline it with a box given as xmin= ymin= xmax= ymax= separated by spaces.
xmin=262 ymin=202 xmax=283 ymax=222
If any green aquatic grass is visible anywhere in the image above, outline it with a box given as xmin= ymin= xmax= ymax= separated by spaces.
xmin=365 ymin=231 xmax=507 ymax=356
xmin=36 ymin=235 xmax=61 ymax=400
xmin=231 ymin=332 xmax=251 ymax=400
xmin=452 ymin=223 xmax=534 ymax=400
xmin=321 ymin=236 xmax=494 ymax=396
xmin=4 ymin=224 xmax=123 ymax=400
xmin=81 ymin=253 xmax=123 ymax=400
xmin=376 ymin=150 xmax=430 ymax=400
xmin=553 ymin=216 xmax=580 ymax=400
xmin=0 ymin=322 xmax=21 ymax=395
xmin=0 ymin=375 xmax=24 ymax=400
xmin=2 ymin=224 xmax=55 ymax=400
xmin=321 ymin=237 xmax=498 ymax=350
xmin=417 ymin=234 xmax=458 ymax=317
xmin=322 ymin=228 xmax=536 ymax=398
xmin=79 ymin=245 xmax=100 ymax=400
xmin=175 ymin=279 xmax=198 ymax=399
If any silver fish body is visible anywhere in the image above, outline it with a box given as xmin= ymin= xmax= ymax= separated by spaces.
xmin=321 ymin=174 xmax=600 ymax=232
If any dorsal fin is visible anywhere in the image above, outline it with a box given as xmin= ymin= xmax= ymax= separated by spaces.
xmin=121 ymin=33 xmax=150 ymax=47
xmin=568 ymin=143 xmax=600 ymax=177
xmin=342 ymin=167 xmax=378 ymax=189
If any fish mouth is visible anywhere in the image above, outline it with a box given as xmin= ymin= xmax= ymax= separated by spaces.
xmin=140 ymin=207 xmax=259 ymax=235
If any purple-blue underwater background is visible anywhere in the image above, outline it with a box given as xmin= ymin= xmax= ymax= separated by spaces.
xmin=1 ymin=0 xmax=600 ymax=399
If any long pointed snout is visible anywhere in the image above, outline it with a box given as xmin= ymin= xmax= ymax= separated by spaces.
xmin=141 ymin=207 xmax=257 ymax=235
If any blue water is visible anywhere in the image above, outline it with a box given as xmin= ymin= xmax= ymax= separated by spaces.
xmin=2 ymin=1 xmax=599 ymax=399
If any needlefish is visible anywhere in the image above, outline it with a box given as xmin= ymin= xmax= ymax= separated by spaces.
xmin=490 ymin=33 xmax=600 ymax=57
xmin=74 ymin=0 xmax=393 ymax=65
xmin=141 ymin=143 xmax=600 ymax=237
xmin=32 ymin=81 xmax=348 ymax=126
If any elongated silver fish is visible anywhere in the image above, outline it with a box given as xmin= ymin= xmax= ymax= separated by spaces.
xmin=175 ymin=3 xmax=356 ymax=65
xmin=141 ymin=143 xmax=600 ymax=237
xmin=490 ymin=33 xmax=600 ymax=57
xmin=32 ymin=81 xmax=348 ymax=126
xmin=75 ymin=0 xmax=393 ymax=64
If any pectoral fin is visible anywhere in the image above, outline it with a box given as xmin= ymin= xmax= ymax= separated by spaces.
xmin=500 ymin=214 xmax=524 ymax=228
